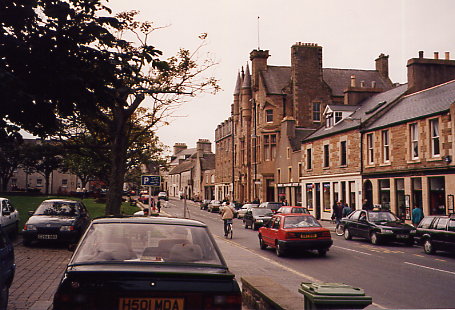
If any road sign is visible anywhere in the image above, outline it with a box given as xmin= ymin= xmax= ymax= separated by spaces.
xmin=141 ymin=175 xmax=161 ymax=187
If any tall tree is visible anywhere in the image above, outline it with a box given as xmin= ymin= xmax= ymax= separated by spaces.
xmin=0 ymin=133 xmax=23 ymax=191
xmin=1 ymin=2 xmax=218 ymax=215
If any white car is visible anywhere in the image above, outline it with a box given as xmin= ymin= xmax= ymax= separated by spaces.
xmin=0 ymin=198 xmax=20 ymax=236
xmin=237 ymin=203 xmax=258 ymax=219
xmin=158 ymin=192 xmax=168 ymax=201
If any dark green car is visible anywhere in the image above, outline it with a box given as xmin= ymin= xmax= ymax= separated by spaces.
xmin=53 ymin=216 xmax=241 ymax=310
xmin=415 ymin=214 xmax=455 ymax=255
xmin=341 ymin=210 xmax=416 ymax=245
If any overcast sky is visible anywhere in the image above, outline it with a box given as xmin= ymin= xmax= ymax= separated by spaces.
xmin=106 ymin=0 xmax=454 ymax=152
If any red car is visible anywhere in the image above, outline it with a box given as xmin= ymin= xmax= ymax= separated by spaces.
xmin=258 ymin=214 xmax=333 ymax=257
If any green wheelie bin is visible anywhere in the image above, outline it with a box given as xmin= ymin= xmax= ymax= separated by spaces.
xmin=299 ymin=282 xmax=372 ymax=309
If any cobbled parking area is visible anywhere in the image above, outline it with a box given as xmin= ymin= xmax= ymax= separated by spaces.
xmin=8 ymin=237 xmax=72 ymax=310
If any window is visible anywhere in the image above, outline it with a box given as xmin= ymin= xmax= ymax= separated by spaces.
xmin=410 ymin=123 xmax=419 ymax=159
xmin=298 ymin=163 xmax=303 ymax=178
xmin=313 ymin=102 xmax=321 ymax=122
xmin=277 ymin=169 xmax=281 ymax=183
xmin=335 ymin=112 xmax=342 ymax=123
xmin=287 ymin=147 xmax=291 ymax=159
xmin=382 ymin=130 xmax=390 ymax=163
xmin=323 ymin=144 xmax=329 ymax=168
xmin=62 ymin=179 xmax=68 ymax=186
xmin=265 ymin=109 xmax=273 ymax=123
xmin=379 ymin=179 xmax=390 ymax=209
xmin=367 ymin=133 xmax=374 ymax=164
xmin=306 ymin=148 xmax=312 ymax=170
xmin=436 ymin=218 xmax=448 ymax=230
xmin=340 ymin=141 xmax=347 ymax=166
xmin=288 ymin=167 xmax=292 ymax=182
xmin=37 ymin=179 xmax=43 ymax=187
xmin=430 ymin=119 xmax=440 ymax=157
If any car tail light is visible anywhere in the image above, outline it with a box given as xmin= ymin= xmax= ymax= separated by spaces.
xmin=319 ymin=231 xmax=331 ymax=238
xmin=60 ymin=225 xmax=75 ymax=231
xmin=286 ymin=232 xmax=300 ymax=239
xmin=204 ymin=294 xmax=242 ymax=309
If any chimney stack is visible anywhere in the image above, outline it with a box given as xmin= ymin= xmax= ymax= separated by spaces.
xmin=446 ymin=52 xmax=450 ymax=60
xmin=434 ymin=52 xmax=439 ymax=60
xmin=350 ymin=75 xmax=356 ymax=87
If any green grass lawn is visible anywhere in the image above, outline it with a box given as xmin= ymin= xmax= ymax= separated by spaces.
xmin=3 ymin=195 xmax=140 ymax=231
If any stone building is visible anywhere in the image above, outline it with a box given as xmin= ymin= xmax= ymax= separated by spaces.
xmin=166 ymin=140 xmax=214 ymax=200
xmin=223 ymin=42 xmax=393 ymax=204
xmin=215 ymin=118 xmax=234 ymax=201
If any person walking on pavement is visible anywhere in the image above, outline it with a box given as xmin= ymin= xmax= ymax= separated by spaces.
xmin=342 ymin=202 xmax=352 ymax=218
xmin=220 ymin=201 xmax=235 ymax=236
xmin=412 ymin=205 xmax=424 ymax=227
xmin=157 ymin=200 xmax=161 ymax=213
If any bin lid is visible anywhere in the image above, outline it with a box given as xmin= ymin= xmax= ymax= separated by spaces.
xmin=300 ymin=282 xmax=366 ymax=296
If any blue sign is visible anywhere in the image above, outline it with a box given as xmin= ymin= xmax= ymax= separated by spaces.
xmin=141 ymin=175 xmax=161 ymax=187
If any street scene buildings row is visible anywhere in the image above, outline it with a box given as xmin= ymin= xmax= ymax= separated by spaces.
xmin=166 ymin=43 xmax=455 ymax=222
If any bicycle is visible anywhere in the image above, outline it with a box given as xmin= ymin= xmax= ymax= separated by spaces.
xmin=225 ymin=219 xmax=233 ymax=239
xmin=335 ymin=222 xmax=344 ymax=236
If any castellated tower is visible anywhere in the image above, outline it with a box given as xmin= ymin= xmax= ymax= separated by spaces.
xmin=291 ymin=43 xmax=332 ymax=128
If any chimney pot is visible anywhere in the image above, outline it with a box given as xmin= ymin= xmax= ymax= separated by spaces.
xmin=419 ymin=51 xmax=424 ymax=58
xmin=445 ymin=52 xmax=450 ymax=60
xmin=350 ymin=75 xmax=356 ymax=87
xmin=434 ymin=52 xmax=439 ymax=60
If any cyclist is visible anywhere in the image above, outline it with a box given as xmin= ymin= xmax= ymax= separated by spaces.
xmin=220 ymin=201 xmax=235 ymax=237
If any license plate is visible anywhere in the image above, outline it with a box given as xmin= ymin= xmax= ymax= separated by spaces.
xmin=301 ymin=234 xmax=317 ymax=239
xmin=119 ymin=298 xmax=184 ymax=310
xmin=37 ymin=234 xmax=57 ymax=240
xmin=396 ymin=234 xmax=409 ymax=239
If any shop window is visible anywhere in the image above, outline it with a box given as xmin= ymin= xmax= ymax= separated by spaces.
xmin=395 ymin=179 xmax=406 ymax=220
xmin=412 ymin=178 xmax=422 ymax=209
xmin=379 ymin=179 xmax=390 ymax=209
xmin=429 ymin=177 xmax=445 ymax=215
xmin=323 ymin=182 xmax=331 ymax=211
xmin=430 ymin=119 xmax=440 ymax=157
xmin=333 ymin=182 xmax=339 ymax=206
xmin=306 ymin=184 xmax=313 ymax=211
xmin=349 ymin=181 xmax=356 ymax=209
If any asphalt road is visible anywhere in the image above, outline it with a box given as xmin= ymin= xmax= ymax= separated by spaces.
xmin=168 ymin=198 xmax=455 ymax=309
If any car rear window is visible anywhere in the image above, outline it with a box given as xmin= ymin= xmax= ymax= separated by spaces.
xmin=34 ymin=201 xmax=79 ymax=216
xmin=72 ymin=223 xmax=224 ymax=266
xmin=418 ymin=217 xmax=434 ymax=229
xmin=435 ymin=218 xmax=449 ymax=230
xmin=283 ymin=216 xmax=321 ymax=228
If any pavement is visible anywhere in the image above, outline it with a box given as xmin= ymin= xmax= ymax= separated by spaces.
xmin=7 ymin=199 xmax=338 ymax=310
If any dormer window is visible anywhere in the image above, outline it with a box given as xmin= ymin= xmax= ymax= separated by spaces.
xmin=335 ymin=112 xmax=342 ymax=123
xmin=325 ymin=112 xmax=333 ymax=128
xmin=265 ymin=109 xmax=273 ymax=123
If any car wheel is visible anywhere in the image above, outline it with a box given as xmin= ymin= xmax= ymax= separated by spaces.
xmin=0 ymin=285 xmax=8 ymax=310
xmin=259 ymin=236 xmax=267 ymax=250
xmin=318 ymin=249 xmax=327 ymax=257
xmin=244 ymin=221 xmax=249 ymax=229
xmin=423 ymin=239 xmax=435 ymax=255
xmin=370 ymin=232 xmax=380 ymax=245
xmin=275 ymin=242 xmax=285 ymax=257
xmin=343 ymin=228 xmax=352 ymax=240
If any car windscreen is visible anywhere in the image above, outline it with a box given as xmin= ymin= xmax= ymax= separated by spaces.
xmin=283 ymin=216 xmax=321 ymax=228
xmin=34 ymin=201 xmax=79 ymax=216
xmin=267 ymin=203 xmax=283 ymax=210
xmin=367 ymin=211 xmax=399 ymax=223
xmin=252 ymin=208 xmax=273 ymax=216
xmin=71 ymin=223 xmax=224 ymax=266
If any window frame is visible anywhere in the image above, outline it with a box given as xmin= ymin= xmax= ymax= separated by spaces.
xmin=306 ymin=148 xmax=312 ymax=170
xmin=429 ymin=118 xmax=440 ymax=158
xmin=265 ymin=109 xmax=273 ymax=123
xmin=323 ymin=144 xmax=330 ymax=168
xmin=367 ymin=133 xmax=374 ymax=164
xmin=340 ymin=140 xmax=347 ymax=166
xmin=382 ymin=130 xmax=390 ymax=163
xmin=313 ymin=102 xmax=321 ymax=122
xmin=410 ymin=123 xmax=419 ymax=160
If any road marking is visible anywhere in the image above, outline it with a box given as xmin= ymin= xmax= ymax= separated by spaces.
xmin=360 ymin=245 xmax=404 ymax=254
xmin=413 ymin=254 xmax=425 ymax=258
xmin=216 ymin=236 xmax=385 ymax=309
xmin=333 ymin=245 xmax=372 ymax=256
xmin=404 ymin=262 xmax=455 ymax=275
xmin=435 ymin=258 xmax=446 ymax=262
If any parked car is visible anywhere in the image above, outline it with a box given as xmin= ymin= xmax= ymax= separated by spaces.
xmin=258 ymin=214 xmax=332 ymax=257
xmin=237 ymin=204 xmax=258 ymax=219
xmin=200 ymin=199 xmax=211 ymax=210
xmin=415 ymin=214 xmax=455 ymax=255
xmin=258 ymin=202 xmax=284 ymax=213
xmin=276 ymin=206 xmax=309 ymax=214
xmin=207 ymin=200 xmax=221 ymax=213
xmin=138 ymin=194 xmax=150 ymax=204
xmin=22 ymin=199 xmax=91 ymax=246
xmin=340 ymin=209 xmax=416 ymax=245
xmin=157 ymin=192 xmax=168 ymax=201
xmin=244 ymin=207 xmax=273 ymax=230
xmin=53 ymin=216 xmax=241 ymax=310
xmin=0 ymin=198 xmax=19 ymax=237
xmin=0 ymin=227 xmax=15 ymax=310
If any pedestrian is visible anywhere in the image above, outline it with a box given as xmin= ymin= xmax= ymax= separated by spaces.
xmin=332 ymin=201 xmax=343 ymax=225
xmin=411 ymin=205 xmax=424 ymax=227
xmin=342 ymin=202 xmax=352 ymax=217
xmin=157 ymin=200 xmax=161 ymax=213
xmin=362 ymin=199 xmax=372 ymax=211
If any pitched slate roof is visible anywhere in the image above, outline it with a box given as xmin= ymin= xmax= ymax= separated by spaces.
xmin=260 ymin=66 xmax=392 ymax=97
xmin=325 ymin=104 xmax=358 ymax=112
xmin=289 ymin=128 xmax=316 ymax=151
xmin=304 ymin=84 xmax=408 ymax=141
xmin=169 ymin=160 xmax=194 ymax=174
xmin=365 ymin=80 xmax=455 ymax=130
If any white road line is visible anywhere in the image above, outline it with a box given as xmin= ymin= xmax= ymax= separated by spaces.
xmin=404 ymin=262 xmax=455 ymax=275
xmin=216 ymin=236 xmax=386 ymax=309
xmin=332 ymin=245 xmax=373 ymax=256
